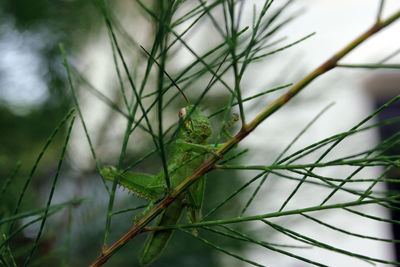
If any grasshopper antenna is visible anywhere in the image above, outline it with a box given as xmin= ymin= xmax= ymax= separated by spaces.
xmin=203 ymin=52 xmax=228 ymax=94
xmin=140 ymin=45 xmax=190 ymax=105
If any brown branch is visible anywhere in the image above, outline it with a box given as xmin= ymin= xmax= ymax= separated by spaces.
xmin=90 ymin=8 xmax=400 ymax=267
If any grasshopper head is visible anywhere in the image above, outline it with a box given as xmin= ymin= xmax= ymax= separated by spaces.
xmin=178 ymin=105 xmax=211 ymax=144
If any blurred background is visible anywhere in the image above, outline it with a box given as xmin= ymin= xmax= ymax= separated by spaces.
xmin=0 ymin=0 xmax=399 ymax=266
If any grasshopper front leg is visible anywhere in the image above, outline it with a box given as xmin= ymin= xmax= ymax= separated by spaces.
xmin=175 ymin=139 xmax=224 ymax=158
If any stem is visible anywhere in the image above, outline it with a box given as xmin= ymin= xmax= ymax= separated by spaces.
xmin=337 ymin=63 xmax=400 ymax=69
xmin=147 ymin=196 xmax=398 ymax=230
xmin=90 ymin=8 xmax=400 ymax=266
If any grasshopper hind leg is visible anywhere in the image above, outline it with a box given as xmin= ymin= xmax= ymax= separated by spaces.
xmin=139 ymin=197 xmax=185 ymax=266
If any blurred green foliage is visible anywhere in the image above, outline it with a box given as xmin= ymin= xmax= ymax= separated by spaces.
xmin=0 ymin=1 xmax=243 ymax=265
xmin=0 ymin=0 xmax=102 ymax=173
xmin=0 ymin=0 xmax=102 ymax=265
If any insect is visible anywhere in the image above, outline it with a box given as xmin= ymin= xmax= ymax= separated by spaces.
xmin=101 ymin=103 xmax=213 ymax=265
xmin=101 ymin=46 xmax=228 ymax=266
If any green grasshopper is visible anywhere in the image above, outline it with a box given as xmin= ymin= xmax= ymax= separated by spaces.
xmin=101 ymin=104 xmax=213 ymax=265
xmin=101 ymin=47 xmax=228 ymax=266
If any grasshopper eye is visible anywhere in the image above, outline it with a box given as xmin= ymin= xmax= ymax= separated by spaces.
xmin=179 ymin=107 xmax=193 ymax=131
xmin=178 ymin=107 xmax=186 ymax=118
